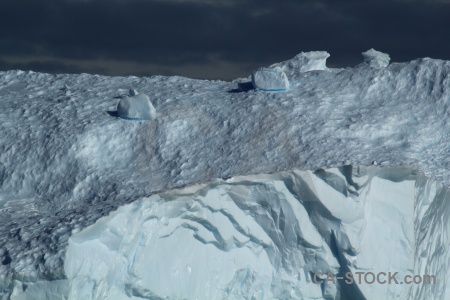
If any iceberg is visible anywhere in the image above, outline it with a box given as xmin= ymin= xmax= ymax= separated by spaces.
xmin=0 ymin=52 xmax=450 ymax=299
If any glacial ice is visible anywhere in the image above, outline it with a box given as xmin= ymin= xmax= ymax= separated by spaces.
xmin=270 ymin=51 xmax=330 ymax=75
xmin=360 ymin=49 xmax=390 ymax=68
xmin=128 ymin=88 xmax=138 ymax=96
xmin=117 ymin=93 xmax=157 ymax=120
xmin=1 ymin=51 xmax=450 ymax=299
xmin=59 ymin=165 xmax=447 ymax=300
xmin=251 ymin=67 xmax=289 ymax=91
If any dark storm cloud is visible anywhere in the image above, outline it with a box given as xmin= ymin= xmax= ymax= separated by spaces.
xmin=0 ymin=0 xmax=450 ymax=79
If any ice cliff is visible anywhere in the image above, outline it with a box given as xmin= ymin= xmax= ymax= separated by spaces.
xmin=10 ymin=165 xmax=450 ymax=300
xmin=1 ymin=50 xmax=450 ymax=299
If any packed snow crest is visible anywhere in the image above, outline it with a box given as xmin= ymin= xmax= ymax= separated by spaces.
xmin=0 ymin=49 xmax=450 ymax=299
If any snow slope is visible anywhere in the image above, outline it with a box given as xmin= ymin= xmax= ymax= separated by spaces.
xmin=62 ymin=165 xmax=449 ymax=300
xmin=0 ymin=51 xmax=450 ymax=298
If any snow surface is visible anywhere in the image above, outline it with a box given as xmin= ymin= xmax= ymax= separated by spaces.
xmin=0 ymin=51 xmax=450 ymax=299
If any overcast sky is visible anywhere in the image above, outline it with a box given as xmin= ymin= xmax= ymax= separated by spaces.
xmin=1 ymin=0 xmax=449 ymax=80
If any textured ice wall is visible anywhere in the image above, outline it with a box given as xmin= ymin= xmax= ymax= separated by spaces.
xmin=45 ymin=165 xmax=446 ymax=300
xmin=412 ymin=172 xmax=450 ymax=300
xmin=2 ymin=54 xmax=450 ymax=293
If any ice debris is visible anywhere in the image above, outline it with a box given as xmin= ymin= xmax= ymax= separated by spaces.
xmin=361 ymin=48 xmax=390 ymax=68
xmin=271 ymin=51 xmax=330 ymax=76
xmin=128 ymin=88 xmax=138 ymax=96
xmin=251 ymin=67 xmax=289 ymax=91
xmin=117 ymin=93 xmax=157 ymax=120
